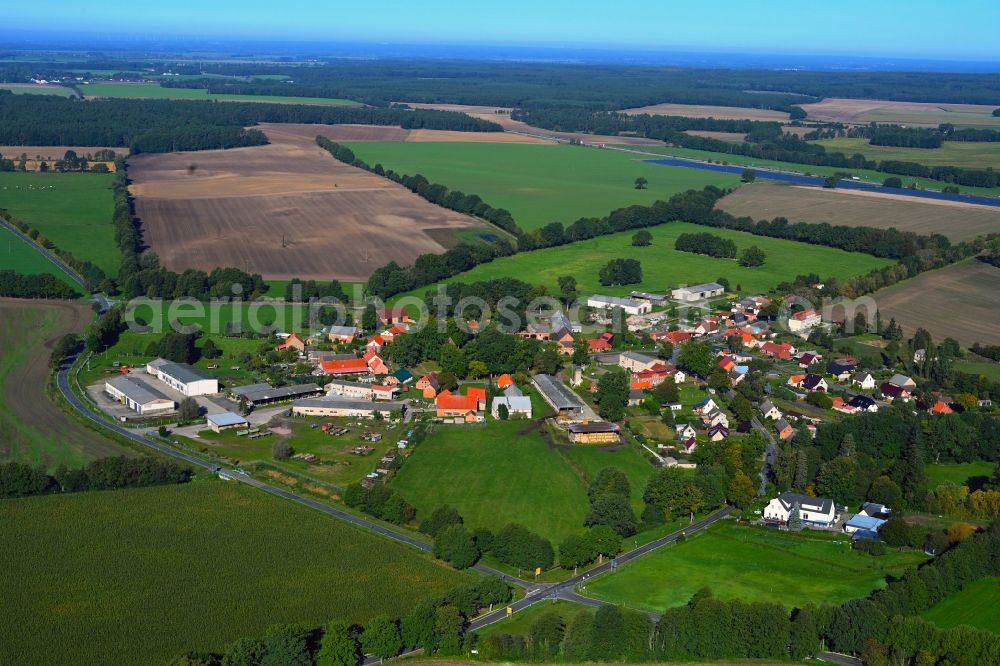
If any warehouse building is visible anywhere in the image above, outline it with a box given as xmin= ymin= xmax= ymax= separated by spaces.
xmin=104 ymin=375 xmax=175 ymax=415
xmin=291 ymin=397 xmax=405 ymax=418
xmin=146 ymin=358 xmax=218 ymax=396
xmin=229 ymin=382 xmax=323 ymax=407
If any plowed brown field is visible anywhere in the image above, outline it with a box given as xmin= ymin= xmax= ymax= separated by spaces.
xmin=128 ymin=125 xmax=490 ymax=281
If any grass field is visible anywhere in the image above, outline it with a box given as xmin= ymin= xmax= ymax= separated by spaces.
xmin=925 ymin=462 xmax=994 ymax=489
xmin=582 ymin=522 xmax=927 ymax=612
xmin=343 ymin=142 xmax=742 ymax=230
xmin=619 ymin=144 xmax=1000 ymax=196
xmin=79 ymin=82 xmax=358 ymax=106
xmin=390 ymin=419 xmax=656 ymax=545
xmin=717 ymin=181 xmax=1000 ymax=243
xmin=476 ymin=600 xmax=592 ymax=640
xmin=954 ymin=359 xmax=1000 ymax=381
xmin=814 ymin=137 xmax=1000 ymax=170
xmin=0 ymin=83 xmax=75 ymax=96
xmin=0 ymin=225 xmax=78 ymax=286
xmin=0 ymin=171 xmax=118 ymax=275
xmin=800 ymin=98 xmax=1000 ymax=129
xmin=0 ymin=481 xmax=468 ymax=666
xmin=922 ymin=577 xmax=1000 ymax=633
xmin=872 ymin=259 xmax=1000 ymax=348
xmin=0 ymin=299 xmax=130 ymax=468
xmin=392 ymin=221 xmax=894 ymax=302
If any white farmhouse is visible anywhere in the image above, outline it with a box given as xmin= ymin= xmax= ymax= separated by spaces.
xmin=763 ymin=492 xmax=837 ymax=528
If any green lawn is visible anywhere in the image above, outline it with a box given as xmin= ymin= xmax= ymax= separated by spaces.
xmin=922 ymin=577 xmax=1000 ymax=633
xmin=814 ymin=137 xmax=1000 ymax=171
xmin=0 ymin=481 xmax=469 ymax=666
xmin=123 ymin=299 xmax=314 ymax=336
xmin=343 ymin=142 xmax=742 ymax=230
xmin=0 ymin=225 xmax=79 ymax=287
xmin=618 ymin=144 xmax=1000 ymax=196
xmin=582 ymin=522 xmax=927 ymax=612
xmin=925 ymin=462 xmax=995 ymax=489
xmin=392 ymin=221 xmax=894 ymax=302
xmin=0 ymin=171 xmax=118 ymax=275
xmin=954 ymin=360 xmax=1000 ymax=381
xmin=476 ymin=600 xmax=592 ymax=640
xmin=79 ymin=82 xmax=358 ymax=106
xmin=0 ymin=83 xmax=75 ymax=96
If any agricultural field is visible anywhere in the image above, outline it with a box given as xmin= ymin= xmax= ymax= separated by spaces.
xmin=618 ymin=144 xmax=1000 ymax=196
xmin=0 ymin=299 xmax=130 ymax=468
xmin=78 ymin=82 xmax=358 ymax=105
xmin=0 ymin=171 xmax=119 ymax=275
xmin=922 ymin=577 xmax=1000 ymax=633
xmin=621 ymin=102 xmax=789 ymax=122
xmin=717 ymin=181 xmax=1000 ymax=242
xmin=925 ymin=462 xmax=994 ymax=490
xmin=0 ymin=225 xmax=78 ymax=285
xmin=0 ymin=481 xmax=469 ymax=666
xmin=128 ymin=124 xmax=490 ymax=282
xmin=872 ymin=259 xmax=1000 ymax=347
xmin=390 ymin=417 xmax=657 ymax=545
xmin=343 ymin=142 xmax=742 ymax=230
xmin=800 ymin=98 xmax=1000 ymax=128
xmin=582 ymin=522 xmax=927 ymax=612
xmin=393 ymin=221 xmax=894 ymax=302
xmin=953 ymin=359 xmax=1000 ymax=381
xmin=0 ymin=83 xmax=75 ymax=96
xmin=813 ymin=137 xmax=1000 ymax=170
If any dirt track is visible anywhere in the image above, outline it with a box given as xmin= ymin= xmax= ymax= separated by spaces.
xmin=129 ymin=124 xmax=488 ymax=281
xmin=0 ymin=298 xmax=128 ymax=466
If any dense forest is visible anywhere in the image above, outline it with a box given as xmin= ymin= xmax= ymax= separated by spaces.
xmin=0 ymin=92 xmax=500 ymax=152
xmin=7 ymin=58 xmax=1000 ymax=109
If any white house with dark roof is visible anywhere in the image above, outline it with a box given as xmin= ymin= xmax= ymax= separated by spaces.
xmin=764 ymin=492 xmax=837 ymax=528
xmin=760 ymin=400 xmax=782 ymax=420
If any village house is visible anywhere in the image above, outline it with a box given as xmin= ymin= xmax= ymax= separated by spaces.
xmin=587 ymin=294 xmax=652 ymax=316
xmin=588 ymin=332 xmax=614 ymax=353
xmin=320 ymin=357 xmax=372 ymax=376
xmin=797 ymin=352 xmax=821 ymax=368
xmin=852 ymin=371 xmax=876 ymax=390
xmin=787 ymin=374 xmax=806 ymax=389
xmin=787 ymin=309 xmax=822 ymax=334
xmin=848 ymin=395 xmax=879 ymax=413
xmin=693 ymin=397 xmax=719 ymax=416
xmin=929 ymin=400 xmax=954 ymax=415
xmin=708 ymin=423 xmax=729 ymax=441
xmin=651 ymin=329 xmax=692 ymax=346
xmin=618 ymin=351 xmax=660 ymax=372
xmin=775 ymin=418 xmax=795 ymax=440
xmin=496 ymin=373 xmax=515 ymax=389
xmin=704 ymin=409 xmax=729 ymax=429
xmin=435 ymin=387 xmax=487 ymax=421
xmin=879 ymin=382 xmax=908 ymax=403
xmin=760 ymin=341 xmax=794 ymax=360
xmin=888 ymin=374 xmax=917 ymax=391
xmin=760 ymin=400 xmax=782 ymax=420
xmin=827 ymin=359 xmax=857 ymax=381
xmin=415 ymin=373 xmax=442 ymax=399
xmin=385 ymin=368 xmax=414 ymax=386
xmin=380 ymin=308 xmax=413 ymax=326
xmin=763 ymin=492 xmax=837 ymax=528
xmin=802 ymin=374 xmax=828 ymax=392
xmin=327 ymin=325 xmax=359 ymax=344
xmin=676 ymin=423 xmax=697 ymax=440
xmin=492 ymin=395 xmax=532 ymax=419
xmin=276 ymin=332 xmax=306 ymax=353
xmin=671 ymin=282 xmax=725 ymax=302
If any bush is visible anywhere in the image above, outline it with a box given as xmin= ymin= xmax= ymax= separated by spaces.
xmin=852 ymin=538 xmax=887 ymax=556
xmin=272 ymin=441 xmax=293 ymax=460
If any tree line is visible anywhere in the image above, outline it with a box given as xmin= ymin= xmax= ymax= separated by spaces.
xmin=0 ymin=456 xmax=192 ymax=498
xmin=0 ymin=92 xmax=501 ymax=153
xmin=0 ymin=269 xmax=77 ymax=299
xmin=674 ymin=231 xmax=737 ymax=258
xmin=169 ymin=578 xmax=513 ymax=666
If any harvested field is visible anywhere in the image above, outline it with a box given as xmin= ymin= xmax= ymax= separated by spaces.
xmin=128 ymin=125 xmax=488 ymax=281
xmin=684 ymin=130 xmax=746 ymax=142
xmin=717 ymin=181 xmax=1000 ymax=242
xmin=799 ymin=97 xmax=1000 ymax=128
xmin=406 ymin=129 xmax=551 ymax=143
xmin=621 ymin=102 xmax=789 ymax=122
xmin=872 ymin=259 xmax=1000 ymax=347
xmin=260 ymin=122 xmax=550 ymax=144
xmin=402 ymin=102 xmax=663 ymax=145
xmin=0 ymin=298 xmax=130 ymax=468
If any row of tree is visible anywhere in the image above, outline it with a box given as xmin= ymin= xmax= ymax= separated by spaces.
xmin=0 ymin=457 xmax=192 ymax=498
xmin=0 ymin=269 xmax=77 ymax=299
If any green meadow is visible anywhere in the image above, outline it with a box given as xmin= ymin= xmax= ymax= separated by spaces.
xmin=0 ymin=481 xmax=468 ymax=666
xmin=0 ymin=171 xmax=119 ymax=275
xmin=392 ymin=221 xmax=894 ymax=301
xmin=925 ymin=461 xmax=995 ymax=489
xmin=79 ymin=82 xmax=358 ymax=106
xmin=344 ymin=141 xmax=742 ymax=229
xmin=0 ymin=225 xmax=78 ymax=287
xmin=815 ymin=137 xmax=1000 ymax=171
xmin=582 ymin=522 xmax=927 ymax=612
xmin=922 ymin=577 xmax=1000 ymax=633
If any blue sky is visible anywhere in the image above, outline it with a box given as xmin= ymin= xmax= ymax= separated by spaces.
xmin=6 ymin=0 xmax=1000 ymax=59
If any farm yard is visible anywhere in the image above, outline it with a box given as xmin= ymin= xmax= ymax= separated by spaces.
xmin=922 ymin=578 xmax=1000 ymax=633
xmin=343 ymin=141 xmax=742 ymax=230
xmin=621 ymin=102 xmax=790 ymax=122
xmin=78 ymin=81 xmax=359 ymax=105
xmin=813 ymin=137 xmax=1000 ymax=170
xmin=799 ymin=97 xmax=1000 ymax=128
xmin=0 ymin=171 xmax=119 ymax=275
xmin=391 ymin=221 xmax=894 ymax=301
xmin=127 ymin=125 xmax=492 ymax=281
xmin=0 ymin=299 xmax=131 ymax=469
xmin=582 ymin=522 xmax=927 ymax=613
xmin=717 ymin=181 xmax=1000 ymax=242
xmin=872 ymin=259 xmax=1000 ymax=347
xmin=0 ymin=481 xmax=469 ymax=666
